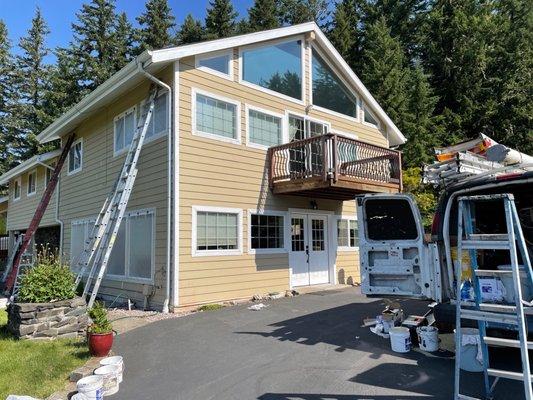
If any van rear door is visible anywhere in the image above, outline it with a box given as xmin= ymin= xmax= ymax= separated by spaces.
xmin=357 ymin=194 xmax=439 ymax=299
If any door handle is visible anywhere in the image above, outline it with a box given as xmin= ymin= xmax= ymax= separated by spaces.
xmin=305 ymin=245 xmax=309 ymax=263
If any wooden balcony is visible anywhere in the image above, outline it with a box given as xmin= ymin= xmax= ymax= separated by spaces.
xmin=267 ymin=134 xmax=402 ymax=200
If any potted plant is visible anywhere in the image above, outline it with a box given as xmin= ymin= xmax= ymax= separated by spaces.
xmin=87 ymin=301 xmax=114 ymax=356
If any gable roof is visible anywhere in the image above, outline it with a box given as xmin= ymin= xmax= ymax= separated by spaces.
xmin=0 ymin=150 xmax=61 ymax=185
xmin=37 ymin=22 xmax=406 ymax=146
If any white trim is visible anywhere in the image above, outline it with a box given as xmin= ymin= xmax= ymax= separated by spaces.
xmin=26 ymin=169 xmax=37 ymax=197
xmin=362 ymin=103 xmax=381 ymax=129
xmin=286 ymin=111 xmax=332 ymax=137
xmin=172 ymin=60 xmax=180 ymax=308
xmin=43 ymin=165 xmax=53 ymax=188
xmin=113 ymin=105 xmax=137 ymax=157
xmin=245 ymin=104 xmax=287 ymax=150
xmin=191 ymin=88 xmax=242 ymax=145
xmin=238 ymin=36 xmax=306 ymax=106
xmin=247 ymin=209 xmax=289 ymax=254
xmin=12 ymin=177 xmax=21 ymax=201
xmin=309 ymin=45 xmax=360 ymax=122
xmin=331 ymin=129 xmax=358 ymax=140
xmin=191 ymin=205 xmax=243 ymax=257
xmin=334 ymin=215 xmax=359 ymax=252
xmin=195 ymin=49 xmax=234 ymax=81
xmin=67 ymin=138 xmax=83 ymax=176
xmin=0 ymin=149 xmax=61 ymax=185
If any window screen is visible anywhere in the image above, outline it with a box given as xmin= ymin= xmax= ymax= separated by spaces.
xmin=248 ymin=109 xmax=282 ymax=147
xmin=27 ymin=171 xmax=36 ymax=194
xmin=196 ymin=94 xmax=237 ymax=140
xmin=107 ymin=222 xmax=126 ymax=276
xmin=198 ymin=54 xmax=230 ymax=75
xmin=70 ymin=222 xmax=86 ymax=269
xmin=129 ymin=213 xmax=153 ymax=279
xmin=114 ymin=109 xmax=135 ymax=152
xmin=196 ymin=211 xmax=238 ymax=251
xmin=68 ymin=141 xmax=82 ymax=173
xmin=14 ymin=180 xmax=21 ymax=199
xmin=365 ymin=199 xmax=418 ymax=240
xmin=251 ymin=214 xmax=284 ymax=249
xmin=141 ymin=92 xmax=169 ymax=139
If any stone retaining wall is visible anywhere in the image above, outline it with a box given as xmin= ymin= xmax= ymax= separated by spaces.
xmin=7 ymin=297 xmax=88 ymax=340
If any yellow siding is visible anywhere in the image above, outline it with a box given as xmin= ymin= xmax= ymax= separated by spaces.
xmin=177 ymin=35 xmax=384 ymax=306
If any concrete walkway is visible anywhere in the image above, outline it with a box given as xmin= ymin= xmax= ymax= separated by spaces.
xmin=113 ymin=287 xmax=521 ymax=400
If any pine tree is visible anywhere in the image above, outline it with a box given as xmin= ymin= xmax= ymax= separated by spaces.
xmin=279 ymin=0 xmax=330 ymax=25
xmin=327 ymin=0 xmax=362 ymax=69
xmin=136 ymin=0 xmax=176 ymax=51
xmin=14 ymin=7 xmax=52 ymax=158
xmin=115 ymin=12 xmax=135 ymax=66
xmin=177 ymin=14 xmax=205 ymax=44
xmin=0 ymin=20 xmax=16 ymax=174
xmin=248 ymin=0 xmax=281 ymax=31
xmin=205 ymin=0 xmax=238 ymax=39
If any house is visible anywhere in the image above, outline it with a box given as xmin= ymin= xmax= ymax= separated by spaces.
xmin=0 ymin=22 xmax=406 ymax=311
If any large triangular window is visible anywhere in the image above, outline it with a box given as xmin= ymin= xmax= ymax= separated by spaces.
xmin=311 ymin=50 xmax=358 ymax=118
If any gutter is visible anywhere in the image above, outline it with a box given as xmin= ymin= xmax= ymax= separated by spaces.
xmin=136 ymin=59 xmax=172 ymax=314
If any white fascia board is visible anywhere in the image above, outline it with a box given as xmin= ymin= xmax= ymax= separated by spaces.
xmin=311 ymin=27 xmax=407 ymax=146
xmin=0 ymin=196 xmax=8 ymax=205
xmin=150 ymin=22 xmax=316 ymax=63
xmin=0 ymin=149 xmax=62 ymax=185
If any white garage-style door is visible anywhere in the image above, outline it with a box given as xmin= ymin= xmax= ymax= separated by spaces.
xmin=289 ymin=213 xmax=330 ymax=287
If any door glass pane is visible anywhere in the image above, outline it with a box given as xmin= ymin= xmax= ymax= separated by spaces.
xmin=311 ymin=219 xmax=325 ymax=251
xmin=107 ymin=222 xmax=126 ymax=276
xmin=291 ymin=218 xmax=305 ymax=251
xmin=129 ymin=213 xmax=153 ymax=279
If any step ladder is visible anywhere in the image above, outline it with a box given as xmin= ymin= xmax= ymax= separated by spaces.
xmin=75 ymin=86 xmax=159 ymax=308
xmin=454 ymin=193 xmax=533 ymax=400
xmin=3 ymin=134 xmax=76 ymax=297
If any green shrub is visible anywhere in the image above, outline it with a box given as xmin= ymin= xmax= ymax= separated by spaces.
xmin=88 ymin=301 xmax=112 ymax=334
xmin=17 ymin=253 xmax=76 ymax=303
xmin=198 ymin=303 xmax=224 ymax=312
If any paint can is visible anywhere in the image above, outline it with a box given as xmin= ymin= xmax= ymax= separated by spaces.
xmin=94 ymin=364 xmax=120 ymax=396
xmin=417 ymin=326 xmax=439 ymax=352
xmin=100 ymin=355 xmax=124 ymax=383
xmin=76 ymin=375 xmax=103 ymax=400
xmin=389 ymin=327 xmax=411 ymax=353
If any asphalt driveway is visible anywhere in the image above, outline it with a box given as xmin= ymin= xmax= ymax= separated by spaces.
xmin=113 ymin=287 xmax=521 ymax=399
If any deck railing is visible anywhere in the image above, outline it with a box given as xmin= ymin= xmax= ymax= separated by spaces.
xmin=268 ymin=133 xmax=402 ymax=190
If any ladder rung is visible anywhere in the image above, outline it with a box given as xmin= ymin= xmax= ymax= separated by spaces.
xmin=469 ymin=233 xmax=509 ymax=241
xmin=461 ymin=240 xmax=510 ymax=250
xmin=487 ymin=368 xmax=532 ymax=381
xmin=474 ymin=269 xmax=513 ymax=276
xmin=483 ymin=336 xmax=533 ymax=349
xmin=479 ymin=303 xmax=533 ymax=315
xmin=460 ymin=309 xmax=518 ymax=324
xmin=457 ymin=394 xmax=481 ymax=400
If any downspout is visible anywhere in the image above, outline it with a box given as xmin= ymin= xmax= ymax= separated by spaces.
xmin=136 ymin=59 xmax=172 ymax=314
xmin=38 ymin=162 xmax=63 ymax=259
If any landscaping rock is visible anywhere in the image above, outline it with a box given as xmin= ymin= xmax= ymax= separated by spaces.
xmin=252 ymin=294 xmax=263 ymax=301
xmin=7 ymin=297 xmax=88 ymax=340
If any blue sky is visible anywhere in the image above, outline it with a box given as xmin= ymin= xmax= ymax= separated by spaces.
xmin=0 ymin=0 xmax=254 ymax=57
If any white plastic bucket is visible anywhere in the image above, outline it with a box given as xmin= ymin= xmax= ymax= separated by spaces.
xmin=71 ymin=394 xmax=89 ymax=400
xmin=455 ymin=327 xmax=484 ymax=372
xmin=94 ymin=364 xmax=120 ymax=396
xmin=417 ymin=326 xmax=439 ymax=352
xmin=76 ymin=375 xmax=103 ymax=400
xmin=389 ymin=327 xmax=411 ymax=353
xmin=100 ymin=355 xmax=124 ymax=383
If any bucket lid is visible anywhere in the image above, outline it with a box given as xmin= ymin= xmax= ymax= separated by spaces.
xmin=389 ymin=327 xmax=409 ymax=334
xmin=94 ymin=365 xmax=119 ymax=375
xmin=100 ymin=355 xmax=123 ymax=365
xmin=77 ymin=374 xmax=103 ymax=387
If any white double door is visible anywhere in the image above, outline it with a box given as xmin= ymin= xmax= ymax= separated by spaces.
xmin=289 ymin=213 xmax=330 ymax=287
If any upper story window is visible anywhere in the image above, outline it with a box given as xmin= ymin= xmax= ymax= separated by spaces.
xmin=247 ymin=107 xmax=284 ymax=148
xmin=288 ymin=114 xmax=329 ymax=141
xmin=241 ymin=40 xmax=303 ymax=101
xmin=45 ymin=166 xmax=54 ymax=187
xmin=196 ymin=50 xmax=232 ymax=78
xmin=27 ymin=170 xmax=37 ymax=196
xmin=13 ymin=178 xmax=21 ymax=201
xmin=312 ymin=50 xmax=358 ymax=118
xmin=194 ymin=90 xmax=240 ymax=144
xmin=68 ymin=139 xmax=83 ymax=175
xmin=363 ymin=105 xmax=379 ymax=127
xmin=114 ymin=107 xmax=136 ymax=154
xmin=141 ymin=92 xmax=170 ymax=140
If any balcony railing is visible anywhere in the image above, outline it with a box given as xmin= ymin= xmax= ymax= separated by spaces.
xmin=267 ymin=134 xmax=402 ymax=199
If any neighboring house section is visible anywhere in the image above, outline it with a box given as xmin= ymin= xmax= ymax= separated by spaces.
xmin=2 ymin=23 xmax=406 ymax=310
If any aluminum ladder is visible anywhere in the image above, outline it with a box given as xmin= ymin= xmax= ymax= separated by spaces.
xmin=75 ymin=86 xmax=159 ymax=308
xmin=454 ymin=193 xmax=533 ymax=400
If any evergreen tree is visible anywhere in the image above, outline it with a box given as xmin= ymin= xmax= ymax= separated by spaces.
xmin=177 ymin=14 xmax=205 ymax=44
xmin=248 ymin=0 xmax=281 ymax=31
xmin=14 ymin=7 xmax=51 ymax=158
xmin=327 ymin=0 xmax=362 ymax=69
xmin=279 ymin=0 xmax=330 ymax=25
xmin=115 ymin=12 xmax=135 ymax=66
xmin=205 ymin=0 xmax=238 ymax=39
xmin=0 ymin=20 xmax=16 ymax=174
xmin=136 ymin=0 xmax=176 ymax=51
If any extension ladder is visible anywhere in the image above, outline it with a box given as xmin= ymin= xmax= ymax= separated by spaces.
xmin=454 ymin=193 xmax=533 ymax=400
xmin=3 ymin=133 xmax=76 ymax=296
xmin=75 ymin=86 xmax=159 ymax=308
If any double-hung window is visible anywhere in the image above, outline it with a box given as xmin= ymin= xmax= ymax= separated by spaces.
xmin=193 ymin=90 xmax=240 ymax=144
xmin=141 ymin=92 xmax=170 ymax=140
xmin=337 ymin=218 xmax=359 ymax=250
xmin=13 ymin=178 xmax=21 ymax=201
xmin=193 ymin=206 xmax=242 ymax=256
xmin=27 ymin=170 xmax=36 ymax=196
xmin=248 ymin=211 xmax=286 ymax=253
xmin=45 ymin=166 xmax=53 ymax=187
xmin=68 ymin=139 xmax=83 ymax=175
xmin=247 ymin=106 xmax=284 ymax=148
xmin=114 ymin=107 xmax=136 ymax=154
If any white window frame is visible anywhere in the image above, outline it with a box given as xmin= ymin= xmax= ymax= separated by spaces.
xmin=247 ymin=209 xmax=289 ymax=254
xmin=113 ymin=105 xmax=137 ymax=157
xmin=192 ymin=205 xmax=243 ymax=257
xmin=362 ymin=103 xmax=381 ymax=129
xmin=334 ymin=215 xmax=359 ymax=252
xmin=285 ymin=111 xmax=332 ymax=139
xmin=13 ymin=177 xmax=21 ymax=201
xmin=309 ymin=45 xmax=360 ymax=122
xmin=27 ymin=169 xmax=37 ymax=197
xmin=139 ymin=91 xmax=171 ymax=143
xmin=44 ymin=165 xmax=54 ymax=187
xmin=195 ymin=49 xmax=234 ymax=81
xmin=238 ymin=36 xmax=306 ymax=106
xmin=68 ymin=138 xmax=83 ymax=176
xmin=245 ymin=104 xmax=287 ymax=150
xmin=331 ymin=129 xmax=358 ymax=140
xmin=192 ymin=88 xmax=242 ymax=145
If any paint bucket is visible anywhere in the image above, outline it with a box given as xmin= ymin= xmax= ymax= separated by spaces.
xmin=71 ymin=394 xmax=89 ymax=400
xmin=94 ymin=364 xmax=120 ymax=396
xmin=389 ymin=327 xmax=411 ymax=353
xmin=100 ymin=355 xmax=124 ymax=383
xmin=417 ymin=326 xmax=439 ymax=352
xmin=76 ymin=375 xmax=103 ymax=400
xmin=455 ymin=328 xmax=484 ymax=372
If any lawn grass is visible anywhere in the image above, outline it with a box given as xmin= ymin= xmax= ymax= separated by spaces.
xmin=0 ymin=309 xmax=90 ymax=399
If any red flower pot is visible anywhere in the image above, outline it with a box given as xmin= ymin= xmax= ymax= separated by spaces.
xmin=88 ymin=331 xmax=114 ymax=357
